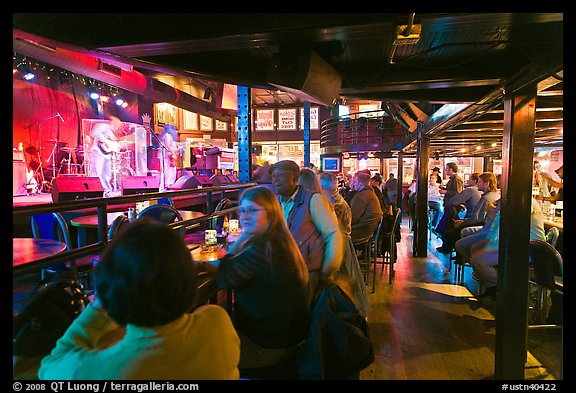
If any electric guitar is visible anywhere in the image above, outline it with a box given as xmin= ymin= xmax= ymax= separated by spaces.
xmin=97 ymin=137 xmax=120 ymax=154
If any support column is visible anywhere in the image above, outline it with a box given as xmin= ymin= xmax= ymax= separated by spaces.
xmin=484 ymin=157 xmax=494 ymax=172
xmin=236 ymin=86 xmax=252 ymax=182
xmin=413 ymin=134 xmax=430 ymax=257
xmin=396 ymin=151 xmax=404 ymax=213
xmin=494 ymin=85 xmax=537 ymax=380
xmin=303 ymin=100 xmax=311 ymax=167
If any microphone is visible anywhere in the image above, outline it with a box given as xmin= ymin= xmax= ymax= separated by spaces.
xmin=56 ymin=112 xmax=64 ymax=123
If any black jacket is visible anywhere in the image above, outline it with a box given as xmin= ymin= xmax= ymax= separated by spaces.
xmin=296 ymin=283 xmax=374 ymax=379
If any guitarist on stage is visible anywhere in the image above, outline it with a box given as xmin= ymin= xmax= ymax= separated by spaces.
xmin=89 ymin=116 xmax=122 ymax=196
xmin=159 ymin=123 xmax=182 ymax=188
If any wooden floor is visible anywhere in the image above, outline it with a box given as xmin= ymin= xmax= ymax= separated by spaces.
xmin=359 ymin=215 xmax=562 ymax=380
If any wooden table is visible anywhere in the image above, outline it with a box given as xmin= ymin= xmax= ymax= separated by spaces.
xmin=70 ymin=210 xmax=205 ymax=246
xmin=190 ymin=244 xmax=232 ymax=311
xmin=543 ymin=219 xmax=563 ymax=231
xmin=13 ymin=238 xmax=67 ymax=269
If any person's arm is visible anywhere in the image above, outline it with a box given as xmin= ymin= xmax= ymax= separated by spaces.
xmin=216 ymin=246 xmax=269 ymax=289
xmin=38 ymin=300 xmax=119 ymax=378
xmin=310 ymin=193 xmax=344 ymax=280
xmin=539 ymin=172 xmax=563 ymax=189
xmin=449 ymin=187 xmax=470 ymax=206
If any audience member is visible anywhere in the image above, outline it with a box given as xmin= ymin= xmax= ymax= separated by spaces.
xmin=428 ymin=173 xmax=444 ymax=229
xmin=384 ymin=173 xmax=399 ymax=207
xmin=345 ymin=169 xmax=370 ymax=204
xmin=448 ymin=172 xmax=482 ymax=219
xmin=437 ymin=172 xmax=500 ymax=253
xmin=200 ymin=186 xmax=310 ymax=371
xmin=39 ymin=219 xmax=240 ymax=380
xmin=269 ymin=160 xmax=344 ymax=304
xmin=349 ymin=171 xmax=383 ymax=245
xmin=319 ymin=172 xmax=370 ymax=318
xmin=370 ymin=173 xmax=386 ymax=211
xmin=470 ymin=197 xmax=546 ymax=298
xmin=431 ymin=167 xmax=443 ymax=185
xmin=253 ymin=161 xmax=272 ymax=182
xmin=435 ymin=162 xmax=464 ymax=234
xmin=298 ymin=167 xmax=322 ymax=193
xmin=538 ymin=164 xmax=563 ymax=202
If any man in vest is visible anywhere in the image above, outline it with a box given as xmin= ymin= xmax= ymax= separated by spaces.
xmin=269 ymin=160 xmax=344 ymax=302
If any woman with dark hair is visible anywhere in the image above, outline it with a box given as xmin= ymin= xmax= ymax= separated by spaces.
xmin=200 ymin=185 xmax=310 ymax=372
xmin=39 ymin=219 xmax=240 ymax=380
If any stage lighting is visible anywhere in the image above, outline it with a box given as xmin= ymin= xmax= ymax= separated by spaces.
xmin=18 ymin=64 xmax=35 ymax=80
xmin=88 ymin=87 xmax=100 ymax=100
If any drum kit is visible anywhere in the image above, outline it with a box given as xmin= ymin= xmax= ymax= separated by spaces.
xmin=23 ymin=139 xmax=85 ymax=194
xmin=111 ymin=148 xmax=134 ymax=191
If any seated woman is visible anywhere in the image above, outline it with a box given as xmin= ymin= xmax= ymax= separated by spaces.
xmin=470 ymin=197 xmax=546 ymax=298
xmin=200 ymin=186 xmax=310 ymax=373
xmin=38 ymin=219 xmax=240 ymax=380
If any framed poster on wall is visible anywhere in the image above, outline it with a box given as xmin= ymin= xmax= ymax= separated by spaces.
xmin=278 ymin=108 xmax=296 ymax=130
xmin=155 ymin=103 xmax=178 ymax=126
xmin=216 ymin=120 xmax=228 ymax=131
xmin=200 ymin=115 xmax=213 ymax=131
xmin=299 ymin=106 xmax=319 ymax=130
xmin=183 ymin=110 xmax=198 ymax=130
xmin=255 ymin=109 xmax=275 ymax=130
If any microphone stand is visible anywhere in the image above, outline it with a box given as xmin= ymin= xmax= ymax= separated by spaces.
xmin=144 ymin=127 xmax=169 ymax=192
xmin=24 ymin=113 xmax=62 ymax=193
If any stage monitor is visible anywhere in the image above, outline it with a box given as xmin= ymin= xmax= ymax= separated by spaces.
xmin=225 ymin=174 xmax=239 ymax=183
xmin=170 ymin=174 xmax=213 ymax=189
xmin=210 ymin=174 xmax=232 ymax=186
xmin=122 ymin=175 xmax=160 ymax=195
xmin=51 ymin=176 xmax=104 ymax=202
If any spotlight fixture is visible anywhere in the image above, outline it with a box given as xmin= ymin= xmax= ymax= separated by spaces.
xmin=115 ymin=97 xmax=125 ymax=106
xmin=203 ymin=88 xmax=212 ymax=100
xmin=88 ymin=86 xmax=100 ymax=100
xmin=18 ymin=63 xmax=35 ymax=80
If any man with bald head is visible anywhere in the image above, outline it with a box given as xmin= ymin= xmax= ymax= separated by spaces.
xmin=349 ymin=171 xmax=383 ymax=245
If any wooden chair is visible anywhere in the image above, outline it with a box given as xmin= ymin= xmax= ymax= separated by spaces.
xmin=528 ymin=240 xmax=563 ymax=328
xmin=376 ymin=207 xmax=401 ymax=283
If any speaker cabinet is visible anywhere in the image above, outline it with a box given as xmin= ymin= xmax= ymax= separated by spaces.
xmin=210 ymin=174 xmax=232 ymax=186
xmin=170 ymin=174 xmax=213 ymax=189
xmin=13 ymin=161 xmax=27 ymax=196
xmin=267 ymin=48 xmax=342 ymax=106
xmin=51 ymin=176 xmax=104 ymax=202
xmin=122 ymin=175 xmax=160 ymax=195
xmin=225 ymin=174 xmax=239 ymax=183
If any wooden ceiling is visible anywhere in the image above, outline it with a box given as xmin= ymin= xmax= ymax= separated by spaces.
xmin=13 ymin=13 xmax=563 ymax=157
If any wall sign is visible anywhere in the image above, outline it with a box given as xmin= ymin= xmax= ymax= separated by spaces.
xmin=299 ymin=107 xmax=319 ymax=130
xmin=278 ymin=108 xmax=296 ymax=130
xmin=216 ymin=120 xmax=228 ymax=131
xmin=183 ymin=110 xmax=198 ymax=130
xmin=200 ymin=115 xmax=213 ymax=131
xmin=255 ymin=109 xmax=275 ymax=131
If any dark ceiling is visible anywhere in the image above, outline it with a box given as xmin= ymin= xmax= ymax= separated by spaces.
xmin=13 ymin=13 xmax=563 ymax=157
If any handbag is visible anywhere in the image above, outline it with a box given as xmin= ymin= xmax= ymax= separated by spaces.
xmin=13 ymin=276 xmax=89 ymax=357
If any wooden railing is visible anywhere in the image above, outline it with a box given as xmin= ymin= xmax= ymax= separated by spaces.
xmin=320 ymin=110 xmax=408 ymax=154
xmin=13 ymin=183 xmax=256 ymax=276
